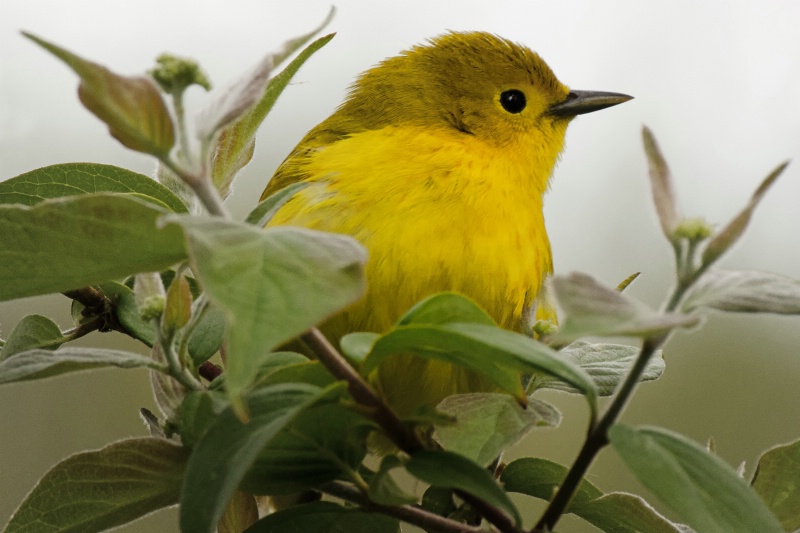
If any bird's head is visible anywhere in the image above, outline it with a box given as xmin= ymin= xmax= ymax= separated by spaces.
xmin=340 ymin=31 xmax=631 ymax=150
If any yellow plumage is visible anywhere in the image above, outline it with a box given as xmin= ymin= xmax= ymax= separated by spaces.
xmin=263 ymin=32 xmax=630 ymax=416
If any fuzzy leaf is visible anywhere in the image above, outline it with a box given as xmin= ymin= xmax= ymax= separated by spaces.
xmin=218 ymin=491 xmax=258 ymax=533
xmin=0 ymin=347 xmax=163 ymax=385
xmin=501 ymin=457 xmax=602 ymax=506
xmin=501 ymin=457 xmax=685 ymax=533
xmin=702 ymin=162 xmax=789 ymax=267
xmin=364 ymin=322 xmax=597 ymax=415
xmin=751 ymin=437 xmax=800 ymax=531
xmin=240 ymin=399 xmax=371 ymax=495
xmin=532 ymin=341 xmax=665 ymax=396
xmin=406 ymin=450 xmax=521 ymax=526
xmin=552 ymin=272 xmax=701 ymax=340
xmin=435 ymin=393 xmax=560 ymax=466
xmin=0 ymin=163 xmax=186 ymax=212
xmin=5 ymin=438 xmax=188 ymax=533
xmin=643 ymin=126 xmax=680 ymax=241
xmin=682 ymin=269 xmax=800 ymax=315
xmin=212 ymin=28 xmax=335 ymax=197
xmin=610 ymin=424 xmax=784 ymax=533
xmin=23 ymin=33 xmax=175 ymax=157
xmin=0 ymin=194 xmax=186 ymax=302
xmin=244 ymin=501 xmax=399 ymax=533
xmin=180 ymin=383 xmax=335 ymax=533
xmin=576 ymin=493 xmax=685 ymax=533
xmin=196 ymin=10 xmax=334 ymax=142
xmin=187 ymin=306 xmax=227 ymax=366
xmin=0 ymin=315 xmax=62 ymax=360
xmin=167 ymin=216 xmax=366 ymax=416
xmin=339 ymin=332 xmax=379 ymax=365
xmin=368 ymin=456 xmax=417 ymax=506
xmin=397 ymin=292 xmax=496 ymax=327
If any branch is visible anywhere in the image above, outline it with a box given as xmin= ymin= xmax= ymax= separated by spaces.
xmin=321 ymin=481 xmax=493 ymax=533
xmin=533 ymin=337 xmax=665 ymax=532
xmin=300 ymin=327 xmax=423 ymax=453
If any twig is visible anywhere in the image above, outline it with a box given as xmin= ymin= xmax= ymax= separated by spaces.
xmin=457 ymin=491 xmax=521 ymax=533
xmin=160 ymin=158 xmax=230 ymax=218
xmin=300 ymin=327 xmax=422 ymax=453
xmin=321 ymin=481 xmax=492 ymax=533
xmin=533 ymin=337 xmax=664 ymax=532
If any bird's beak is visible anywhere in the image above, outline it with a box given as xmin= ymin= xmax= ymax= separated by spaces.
xmin=547 ymin=90 xmax=633 ymax=117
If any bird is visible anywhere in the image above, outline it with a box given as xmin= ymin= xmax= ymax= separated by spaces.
xmin=262 ymin=31 xmax=631 ymax=417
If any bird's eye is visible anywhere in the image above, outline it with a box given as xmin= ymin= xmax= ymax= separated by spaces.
xmin=500 ymin=89 xmax=526 ymax=113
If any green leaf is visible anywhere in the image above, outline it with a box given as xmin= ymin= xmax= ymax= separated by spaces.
xmin=212 ymin=29 xmax=335 ymax=196
xmin=178 ymin=389 xmax=229 ymax=448
xmin=397 ymin=292 xmax=496 ymax=326
xmin=0 ymin=315 xmax=63 ymax=360
xmin=196 ymin=10 xmax=335 ymax=144
xmin=609 ymin=424 xmax=784 ymax=533
xmin=339 ymin=332 xmax=379 ymax=365
xmin=244 ymin=501 xmax=399 ymax=533
xmin=179 ymin=383 xmax=344 ymax=533
xmin=95 ymin=281 xmax=156 ymax=346
xmin=420 ymin=486 xmax=456 ymax=518
xmin=23 ymin=33 xmax=175 ymax=158
xmin=0 ymin=194 xmax=186 ymax=302
xmin=167 ymin=216 xmax=366 ymax=416
xmin=501 ymin=458 xmax=682 ymax=533
xmin=240 ymin=399 xmax=372 ymax=495
xmin=406 ymin=450 xmax=522 ymax=527
xmin=435 ymin=393 xmax=560 ymax=466
xmin=0 ymin=163 xmax=187 ymax=212
xmin=5 ymin=438 xmax=188 ymax=533
xmin=368 ymin=456 xmax=417 ymax=506
xmin=531 ymin=341 xmax=665 ymax=396
xmin=207 ymin=352 xmax=309 ymax=391
xmin=501 ymin=457 xmax=602 ymax=506
xmin=256 ymin=360 xmax=335 ymax=388
xmin=552 ymin=272 xmax=702 ymax=341
xmin=642 ymin=126 xmax=680 ymax=242
xmin=752 ymin=437 xmax=800 ymax=530
xmin=245 ymin=182 xmax=309 ymax=226
xmin=702 ymin=161 xmax=788 ymax=267
xmin=576 ymin=492 xmax=684 ymax=533
xmin=218 ymin=491 xmax=258 ymax=533
xmin=0 ymin=347 xmax=162 ymax=385
xmin=682 ymin=269 xmax=800 ymax=315
xmin=364 ymin=322 xmax=597 ymax=415
xmin=187 ymin=306 xmax=227 ymax=366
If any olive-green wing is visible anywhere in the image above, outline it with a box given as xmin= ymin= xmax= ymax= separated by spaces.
xmin=260 ymin=124 xmax=352 ymax=200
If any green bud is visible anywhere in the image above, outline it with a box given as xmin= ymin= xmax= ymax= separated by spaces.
xmin=139 ymin=295 xmax=166 ymax=321
xmin=149 ymin=53 xmax=211 ymax=94
xmin=673 ymin=217 xmax=714 ymax=243
xmin=134 ymin=272 xmax=166 ymax=321
xmin=532 ymin=319 xmax=558 ymax=337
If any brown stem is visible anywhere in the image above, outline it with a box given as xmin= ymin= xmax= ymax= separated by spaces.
xmin=300 ymin=327 xmax=423 ymax=453
xmin=321 ymin=481 xmax=493 ymax=533
xmin=532 ymin=337 xmax=664 ymax=532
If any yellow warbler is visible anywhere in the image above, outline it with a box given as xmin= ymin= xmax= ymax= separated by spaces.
xmin=263 ymin=32 xmax=631 ymax=416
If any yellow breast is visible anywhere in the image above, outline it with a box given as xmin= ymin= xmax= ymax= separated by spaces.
xmin=268 ymin=124 xmax=560 ymax=415
xmin=270 ymin=124 xmax=555 ymax=330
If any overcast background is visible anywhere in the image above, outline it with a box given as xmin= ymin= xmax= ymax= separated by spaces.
xmin=2 ymin=1 xmax=800 ymax=531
